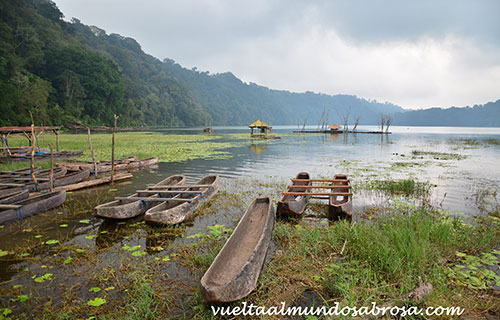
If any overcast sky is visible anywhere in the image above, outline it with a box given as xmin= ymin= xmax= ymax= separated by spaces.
xmin=55 ymin=0 xmax=500 ymax=109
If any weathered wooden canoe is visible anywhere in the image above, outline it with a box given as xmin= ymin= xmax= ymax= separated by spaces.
xmin=328 ymin=174 xmax=353 ymax=220
xmin=0 ymin=190 xmax=66 ymax=225
xmin=0 ymin=186 xmax=25 ymax=198
xmin=26 ymin=169 xmax=91 ymax=191
xmin=200 ymin=196 xmax=275 ymax=303
xmin=0 ymin=166 xmax=42 ymax=177
xmin=94 ymin=174 xmax=186 ymax=219
xmin=0 ymin=167 xmax=68 ymax=183
xmin=0 ymin=190 xmax=29 ymax=204
xmin=57 ymin=157 xmax=158 ymax=173
xmin=277 ymin=172 xmax=311 ymax=215
xmin=145 ymin=174 xmax=219 ymax=225
xmin=57 ymin=156 xmax=138 ymax=171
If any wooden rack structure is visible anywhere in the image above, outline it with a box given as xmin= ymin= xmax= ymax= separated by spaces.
xmin=283 ymin=178 xmax=352 ymax=199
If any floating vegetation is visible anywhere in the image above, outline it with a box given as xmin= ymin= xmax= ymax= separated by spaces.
xmin=448 ymin=250 xmax=500 ymax=289
xmin=362 ymin=179 xmax=433 ymax=197
xmin=389 ymin=161 xmax=430 ymax=169
xmin=3 ymin=132 xmax=246 ymax=166
xmin=411 ymin=150 xmax=468 ymax=160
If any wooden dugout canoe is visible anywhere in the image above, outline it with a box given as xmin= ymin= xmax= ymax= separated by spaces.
xmin=0 ymin=190 xmax=29 ymax=204
xmin=200 ymin=196 xmax=275 ymax=303
xmin=277 ymin=172 xmax=311 ymax=215
xmin=57 ymin=157 xmax=158 ymax=173
xmin=0 ymin=167 xmax=68 ymax=183
xmin=57 ymin=156 xmax=138 ymax=171
xmin=328 ymin=174 xmax=353 ymax=220
xmin=26 ymin=169 xmax=91 ymax=191
xmin=0 ymin=190 xmax=66 ymax=225
xmin=94 ymin=174 xmax=186 ymax=219
xmin=0 ymin=166 xmax=42 ymax=177
xmin=144 ymin=174 xmax=219 ymax=225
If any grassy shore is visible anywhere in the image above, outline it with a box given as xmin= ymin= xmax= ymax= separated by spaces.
xmin=0 ymin=132 xmax=242 ymax=171
xmin=1 ymin=186 xmax=499 ymax=319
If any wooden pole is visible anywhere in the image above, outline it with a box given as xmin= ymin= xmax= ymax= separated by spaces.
xmin=49 ymin=143 xmax=54 ymax=192
xmin=111 ymin=114 xmax=118 ymax=183
xmin=29 ymin=113 xmax=37 ymax=187
xmin=55 ymin=130 xmax=60 ymax=152
xmin=2 ymin=134 xmax=7 ymax=156
xmin=87 ymin=127 xmax=97 ymax=177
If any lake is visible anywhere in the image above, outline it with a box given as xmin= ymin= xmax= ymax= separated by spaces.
xmin=0 ymin=125 xmax=499 ymax=316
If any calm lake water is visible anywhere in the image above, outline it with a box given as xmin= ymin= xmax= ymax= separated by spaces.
xmin=148 ymin=125 xmax=500 ymax=215
xmin=0 ymin=125 xmax=499 ymax=316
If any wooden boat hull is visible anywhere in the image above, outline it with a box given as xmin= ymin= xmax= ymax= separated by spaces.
xmin=0 ymin=167 xmax=68 ymax=183
xmin=26 ymin=169 xmax=91 ymax=191
xmin=328 ymin=174 xmax=353 ymax=220
xmin=200 ymin=196 xmax=275 ymax=303
xmin=94 ymin=175 xmax=186 ymax=219
xmin=0 ymin=190 xmax=66 ymax=225
xmin=0 ymin=190 xmax=29 ymax=204
xmin=57 ymin=157 xmax=158 ymax=173
xmin=0 ymin=186 xmax=24 ymax=198
xmin=145 ymin=175 xmax=219 ymax=225
xmin=277 ymin=172 xmax=310 ymax=215
xmin=0 ymin=166 xmax=42 ymax=177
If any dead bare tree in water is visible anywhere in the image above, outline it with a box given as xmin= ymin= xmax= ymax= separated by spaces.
xmin=385 ymin=115 xmax=393 ymax=133
xmin=353 ymin=116 xmax=361 ymax=131
xmin=302 ymin=114 xmax=308 ymax=131
xmin=342 ymin=107 xmax=351 ymax=131
xmin=379 ymin=113 xmax=386 ymax=132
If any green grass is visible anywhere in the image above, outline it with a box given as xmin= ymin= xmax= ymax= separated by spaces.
xmin=1 ymin=132 xmax=244 ymax=171
xmin=237 ymin=206 xmax=500 ymax=319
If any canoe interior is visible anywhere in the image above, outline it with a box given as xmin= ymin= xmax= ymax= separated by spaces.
xmin=203 ymin=197 xmax=271 ymax=287
xmin=329 ymin=174 xmax=353 ymax=220
xmin=277 ymin=172 xmax=310 ymax=215
xmin=0 ymin=190 xmax=64 ymax=211
xmin=149 ymin=175 xmax=217 ymax=211
xmin=93 ymin=175 xmax=186 ymax=219
xmin=0 ymin=190 xmax=29 ymax=204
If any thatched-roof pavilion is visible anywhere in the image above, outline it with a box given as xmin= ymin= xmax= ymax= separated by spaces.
xmin=248 ymin=120 xmax=271 ymax=135
xmin=328 ymin=124 xmax=342 ymax=131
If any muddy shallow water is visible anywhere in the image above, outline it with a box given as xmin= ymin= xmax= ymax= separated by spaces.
xmin=0 ymin=125 xmax=499 ymax=317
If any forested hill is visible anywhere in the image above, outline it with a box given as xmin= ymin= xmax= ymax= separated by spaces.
xmin=393 ymin=100 xmax=500 ymax=127
xmin=0 ymin=1 xmax=497 ymax=128
xmin=0 ymin=0 xmax=404 ymax=127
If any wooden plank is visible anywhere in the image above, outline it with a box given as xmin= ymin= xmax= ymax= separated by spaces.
xmin=291 ymin=179 xmax=349 ymax=182
xmin=0 ymin=183 xmax=24 ymax=187
xmin=12 ymin=177 xmax=50 ymax=181
xmin=283 ymin=192 xmax=353 ymax=196
xmin=287 ymin=185 xmax=351 ymax=189
xmin=115 ymin=196 xmax=192 ymax=202
xmin=0 ymin=204 xmax=22 ymax=209
xmin=55 ymin=174 xmax=133 ymax=192
xmin=136 ymin=190 xmax=202 ymax=194
xmin=146 ymin=184 xmax=210 ymax=189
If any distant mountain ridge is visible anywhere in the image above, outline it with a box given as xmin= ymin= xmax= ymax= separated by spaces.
xmin=0 ymin=0 xmax=498 ymax=127
xmin=392 ymin=100 xmax=500 ymax=127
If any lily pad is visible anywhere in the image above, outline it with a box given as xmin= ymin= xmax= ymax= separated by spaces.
xmin=87 ymin=297 xmax=106 ymax=307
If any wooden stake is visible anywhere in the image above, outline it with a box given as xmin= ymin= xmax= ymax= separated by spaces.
xmin=29 ymin=112 xmax=37 ymax=187
xmin=55 ymin=130 xmax=60 ymax=152
xmin=49 ymin=143 xmax=54 ymax=192
xmin=111 ymin=114 xmax=118 ymax=183
xmin=87 ymin=127 xmax=97 ymax=177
